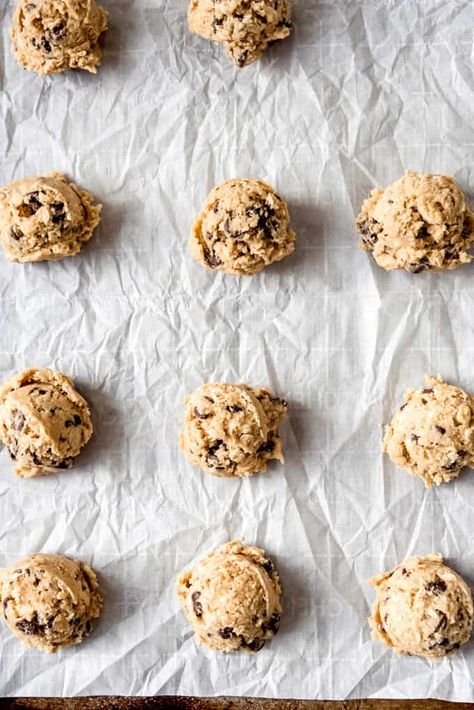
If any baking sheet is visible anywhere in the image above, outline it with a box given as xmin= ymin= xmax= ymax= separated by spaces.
xmin=1 ymin=0 xmax=474 ymax=700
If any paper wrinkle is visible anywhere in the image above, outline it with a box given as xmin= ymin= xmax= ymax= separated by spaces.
xmin=1 ymin=0 xmax=474 ymax=700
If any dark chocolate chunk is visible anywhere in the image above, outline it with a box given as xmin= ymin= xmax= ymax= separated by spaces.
xmin=262 ymin=559 xmax=274 ymax=578
xmin=41 ymin=37 xmax=52 ymax=52
xmin=204 ymin=250 xmax=222 ymax=268
xmin=236 ymin=50 xmax=249 ymax=68
xmin=426 ymin=578 xmax=447 ymax=595
xmin=399 ymin=403 xmax=407 ymax=411
xmin=262 ymin=613 xmax=280 ymax=636
xmin=416 ymin=224 xmax=429 ymax=239
xmin=73 ymin=414 xmax=82 ymax=426
xmin=226 ymin=405 xmax=243 ymax=414
xmin=443 ymin=451 xmax=466 ymax=472
xmin=244 ymin=637 xmax=266 ymax=652
xmin=410 ymin=434 xmax=420 ymax=443
xmin=16 ymin=615 xmax=45 ymax=636
xmin=434 ymin=611 xmax=448 ymax=633
xmin=218 ymin=626 xmax=234 ymax=639
xmin=422 ymin=388 xmax=434 ymax=394
xmin=435 ymin=425 xmax=446 ymax=434
xmin=356 ymin=219 xmax=379 ymax=249
xmin=10 ymin=225 xmax=23 ymax=240
xmin=408 ymin=258 xmax=430 ymax=274
xmin=3 ymin=596 xmax=11 ymax=611
xmin=194 ymin=407 xmax=210 ymax=420
xmin=257 ymin=440 xmax=275 ymax=454
xmin=191 ymin=591 xmax=202 ymax=617
xmin=205 ymin=440 xmax=225 ymax=467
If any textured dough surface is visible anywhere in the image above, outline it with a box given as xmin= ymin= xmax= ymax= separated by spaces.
xmin=383 ymin=375 xmax=474 ymax=488
xmin=0 ymin=172 xmax=101 ymax=263
xmin=188 ymin=0 xmax=292 ymax=67
xmin=0 ymin=368 xmax=93 ymax=478
xmin=180 ymin=383 xmax=287 ymax=477
xmin=0 ymin=553 xmax=102 ymax=652
xmin=10 ymin=0 xmax=108 ymax=75
xmin=177 ymin=540 xmax=282 ymax=652
xmin=369 ymin=554 xmax=473 ymax=659
xmin=189 ymin=179 xmax=296 ymax=275
xmin=355 ymin=170 xmax=474 ymax=272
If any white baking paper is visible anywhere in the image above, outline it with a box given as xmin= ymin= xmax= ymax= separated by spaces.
xmin=1 ymin=0 xmax=474 ymax=700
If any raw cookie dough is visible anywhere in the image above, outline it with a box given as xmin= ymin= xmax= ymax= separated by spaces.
xmin=355 ymin=170 xmax=474 ymax=273
xmin=188 ymin=0 xmax=292 ymax=67
xmin=177 ymin=540 xmax=282 ymax=653
xmin=0 ymin=368 xmax=93 ymax=478
xmin=0 ymin=553 xmax=102 ymax=652
xmin=10 ymin=0 xmax=108 ymax=75
xmin=179 ymin=383 xmax=288 ymax=477
xmin=0 ymin=172 xmax=101 ymax=263
xmin=189 ymin=179 xmax=296 ymax=275
xmin=369 ymin=554 xmax=473 ymax=659
xmin=382 ymin=375 xmax=474 ymax=488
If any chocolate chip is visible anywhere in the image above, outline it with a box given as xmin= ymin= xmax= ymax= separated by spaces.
xmin=31 ymin=452 xmax=42 ymax=466
xmin=255 ymin=13 xmax=268 ymax=23
xmin=11 ymin=409 xmax=25 ymax=431
xmin=262 ymin=559 xmax=274 ymax=578
xmin=356 ymin=219 xmax=379 ymax=249
xmin=443 ymin=451 xmax=466 ymax=472
xmin=51 ymin=202 xmax=66 ymax=224
xmin=41 ymin=37 xmax=52 ymax=52
xmin=16 ymin=615 xmax=45 ymax=636
xmin=204 ymin=250 xmax=222 ymax=268
xmin=435 ymin=425 xmax=446 ymax=434
xmin=205 ymin=440 xmax=225 ymax=467
xmin=422 ymin=388 xmax=433 ymax=394
xmin=27 ymin=192 xmax=41 ymax=209
xmin=73 ymin=414 xmax=82 ymax=426
xmin=235 ymin=13 xmax=243 ymax=19
xmin=244 ymin=638 xmax=266 ymax=652
xmin=410 ymin=434 xmax=420 ymax=443
xmin=51 ymin=457 xmax=73 ymax=470
xmin=257 ymin=440 xmax=275 ymax=453
xmin=262 ymin=613 xmax=280 ymax=636
xmin=191 ymin=591 xmax=202 ymax=617
xmin=399 ymin=403 xmax=407 ymax=411
xmin=426 ymin=578 xmax=447 ymax=595
xmin=416 ymin=224 xmax=429 ymax=239
xmin=434 ymin=611 xmax=448 ymax=633
xmin=218 ymin=626 xmax=234 ymax=639
xmin=3 ymin=596 xmax=11 ymax=611
xmin=10 ymin=225 xmax=23 ymax=240
xmin=50 ymin=22 xmax=66 ymax=38
xmin=408 ymin=258 xmax=430 ymax=274
xmin=401 ymin=567 xmax=410 ymax=577
xmin=278 ymin=19 xmax=293 ymax=29
xmin=236 ymin=50 xmax=249 ymax=68
xmin=194 ymin=407 xmax=210 ymax=420
xmin=226 ymin=405 xmax=243 ymax=413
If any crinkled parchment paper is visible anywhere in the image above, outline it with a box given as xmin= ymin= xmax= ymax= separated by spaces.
xmin=1 ymin=0 xmax=474 ymax=700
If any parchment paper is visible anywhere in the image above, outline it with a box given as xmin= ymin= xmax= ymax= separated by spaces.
xmin=1 ymin=0 xmax=474 ymax=700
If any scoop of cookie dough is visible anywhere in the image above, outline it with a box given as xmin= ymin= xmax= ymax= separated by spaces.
xmin=369 ymin=554 xmax=473 ymax=659
xmin=179 ymin=383 xmax=287 ymax=477
xmin=189 ymin=179 xmax=296 ymax=275
xmin=188 ymin=0 xmax=292 ymax=67
xmin=177 ymin=540 xmax=282 ymax=653
xmin=0 ymin=173 xmax=101 ymax=263
xmin=356 ymin=170 xmax=474 ymax=273
xmin=10 ymin=0 xmax=108 ymax=75
xmin=0 ymin=553 xmax=102 ymax=652
xmin=383 ymin=375 xmax=474 ymax=488
xmin=0 ymin=368 xmax=93 ymax=478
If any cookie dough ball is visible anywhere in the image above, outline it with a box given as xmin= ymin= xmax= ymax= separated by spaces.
xmin=189 ymin=179 xmax=296 ymax=275
xmin=369 ymin=554 xmax=473 ymax=659
xmin=383 ymin=375 xmax=474 ymax=488
xmin=188 ymin=0 xmax=292 ymax=67
xmin=0 ymin=173 xmax=101 ymax=263
xmin=356 ymin=170 xmax=474 ymax=273
xmin=179 ymin=383 xmax=287 ymax=477
xmin=177 ymin=540 xmax=282 ymax=653
xmin=0 ymin=368 xmax=93 ymax=478
xmin=10 ymin=0 xmax=108 ymax=75
xmin=0 ymin=553 xmax=102 ymax=652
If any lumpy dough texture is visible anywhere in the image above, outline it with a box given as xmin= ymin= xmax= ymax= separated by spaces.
xmin=0 ymin=368 xmax=93 ymax=478
xmin=188 ymin=0 xmax=292 ymax=67
xmin=383 ymin=375 xmax=474 ymax=488
xmin=0 ymin=173 xmax=101 ymax=263
xmin=355 ymin=170 xmax=474 ymax=273
xmin=10 ymin=0 xmax=108 ymax=75
xmin=0 ymin=553 xmax=102 ymax=652
xmin=176 ymin=540 xmax=282 ymax=653
xmin=189 ymin=179 xmax=296 ymax=275
xmin=369 ymin=554 xmax=473 ymax=659
xmin=179 ymin=383 xmax=287 ymax=477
